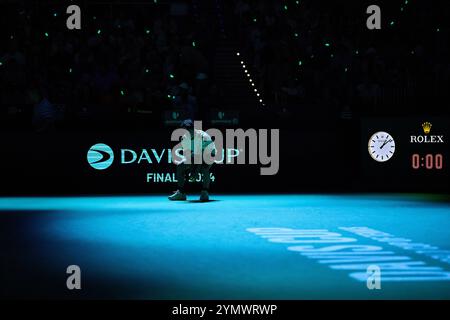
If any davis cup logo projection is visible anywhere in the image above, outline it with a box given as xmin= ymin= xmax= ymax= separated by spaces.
xmin=86 ymin=122 xmax=280 ymax=184
xmin=86 ymin=143 xmax=237 ymax=183
xmin=87 ymin=143 xmax=114 ymax=170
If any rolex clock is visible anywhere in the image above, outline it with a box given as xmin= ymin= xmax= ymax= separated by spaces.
xmin=368 ymin=131 xmax=396 ymax=162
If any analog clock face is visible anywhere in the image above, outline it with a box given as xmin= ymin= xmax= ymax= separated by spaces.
xmin=368 ymin=131 xmax=396 ymax=162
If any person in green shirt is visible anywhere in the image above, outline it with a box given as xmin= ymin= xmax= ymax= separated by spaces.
xmin=169 ymin=120 xmax=216 ymax=202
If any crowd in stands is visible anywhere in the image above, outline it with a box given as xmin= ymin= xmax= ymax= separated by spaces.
xmin=1 ymin=0 xmax=449 ymax=132
xmin=0 ymin=1 xmax=212 ymax=131
xmin=229 ymin=0 xmax=450 ymax=120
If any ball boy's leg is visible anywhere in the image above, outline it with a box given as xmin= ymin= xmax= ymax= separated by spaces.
xmin=168 ymin=163 xmax=189 ymax=201
xmin=199 ymin=163 xmax=212 ymax=202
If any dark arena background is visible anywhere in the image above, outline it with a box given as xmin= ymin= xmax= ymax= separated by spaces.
xmin=1 ymin=0 xmax=450 ymax=314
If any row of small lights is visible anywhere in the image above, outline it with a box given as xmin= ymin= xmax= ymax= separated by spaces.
xmin=236 ymin=52 xmax=265 ymax=107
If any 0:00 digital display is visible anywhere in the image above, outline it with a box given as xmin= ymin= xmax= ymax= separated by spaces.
xmin=411 ymin=154 xmax=443 ymax=170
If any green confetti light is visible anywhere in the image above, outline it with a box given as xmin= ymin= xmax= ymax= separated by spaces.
xmin=192 ymin=41 xmax=196 ymax=47
xmin=169 ymin=74 xmax=175 ymax=79
xmin=298 ymin=60 xmax=302 ymax=66
xmin=146 ymin=29 xmax=150 ymax=34
xmin=284 ymin=5 xmax=288 ymax=10
xmin=97 ymin=29 xmax=101 ymax=35
xmin=44 ymin=32 xmax=49 ymax=37
xmin=324 ymin=42 xmax=330 ymax=47
xmin=390 ymin=21 xmax=395 ymax=26
xmin=120 ymin=90 xmax=125 ymax=96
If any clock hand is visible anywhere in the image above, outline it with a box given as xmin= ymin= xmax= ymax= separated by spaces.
xmin=380 ymin=139 xmax=392 ymax=149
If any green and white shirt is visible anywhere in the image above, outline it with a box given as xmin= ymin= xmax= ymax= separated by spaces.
xmin=181 ymin=129 xmax=217 ymax=156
